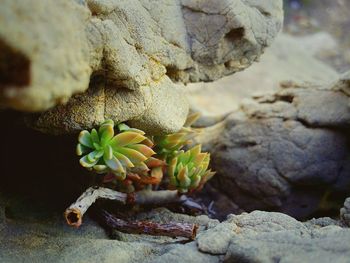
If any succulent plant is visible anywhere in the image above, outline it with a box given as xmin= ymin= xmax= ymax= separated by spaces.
xmin=76 ymin=113 xmax=215 ymax=195
xmin=76 ymin=120 xmax=155 ymax=180
xmin=167 ymin=144 xmax=215 ymax=193
xmin=153 ymin=112 xmax=201 ymax=160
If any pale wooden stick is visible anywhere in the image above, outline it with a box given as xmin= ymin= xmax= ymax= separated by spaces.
xmin=64 ymin=187 xmax=128 ymax=227
xmin=64 ymin=187 xmax=186 ymax=227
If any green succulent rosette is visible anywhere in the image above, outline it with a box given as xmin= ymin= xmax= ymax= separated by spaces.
xmin=76 ymin=120 xmax=155 ymax=180
xmin=153 ymin=126 xmax=197 ymax=159
xmin=153 ymin=112 xmax=201 ymax=161
xmin=167 ymin=145 xmax=215 ymax=193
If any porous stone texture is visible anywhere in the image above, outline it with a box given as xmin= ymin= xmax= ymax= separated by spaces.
xmin=0 ymin=0 xmax=91 ymax=112
xmin=223 ymin=211 xmax=350 ymax=263
xmin=197 ymin=222 xmax=235 ymax=254
xmin=27 ymin=77 xmax=189 ymax=135
xmin=0 ymin=0 xmax=283 ymax=134
xmin=198 ymin=73 xmax=350 ymax=219
xmin=1 ymin=204 xmax=350 ymax=263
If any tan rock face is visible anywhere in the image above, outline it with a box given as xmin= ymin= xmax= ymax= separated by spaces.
xmin=0 ymin=0 xmax=283 ymax=134
xmin=187 ymin=33 xmax=340 ymax=119
xmin=0 ymin=0 xmax=91 ymax=112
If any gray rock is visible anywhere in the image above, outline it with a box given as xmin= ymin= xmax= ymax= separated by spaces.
xmin=0 ymin=205 xmax=221 ymax=263
xmin=0 ymin=0 xmax=283 ymax=134
xmin=200 ymin=75 xmax=350 ymax=218
xmin=1 ymin=200 xmax=350 ymax=263
xmin=340 ymin=197 xmax=350 ymax=227
xmin=197 ymin=222 xmax=236 ymax=254
xmin=224 ymin=211 xmax=350 ymax=263
xmin=147 ymin=243 xmax=220 ymax=263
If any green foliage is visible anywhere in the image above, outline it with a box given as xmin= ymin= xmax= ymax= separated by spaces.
xmin=76 ymin=113 xmax=215 ymax=194
xmin=153 ymin=112 xmax=201 ymax=161
xmin=167 ymin=145 xmax=215 ymax=193
xmin=77 ymin=120 xmax=155 ymax=180
xmin=153 ymin=127 xmax=197 ymax=160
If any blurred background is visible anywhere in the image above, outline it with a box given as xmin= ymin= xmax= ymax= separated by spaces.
xmin=284 ymin=0 xmax=350 ymax=72
xmin=188 ymin=0 xmax=350 ymax=119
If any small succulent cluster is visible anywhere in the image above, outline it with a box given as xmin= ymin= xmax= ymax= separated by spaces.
xmin=153 ymin=112 xmax=200 ymax=161
xmin=77 ymin=120 xmax=154 ymax=180
xmin=76 ymin=113 xmax=215 ymax=194
xmin=168 ymin=145 xmax=215 ymax=193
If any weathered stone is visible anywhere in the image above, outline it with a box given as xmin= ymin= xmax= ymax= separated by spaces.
xmin=128 ymin=79 xmax=189 ymax=135
xmin=26 ymin=77 xmax=152 ymax=134
xmin=224 ymin=211 xmax=350 ymax=263
xmin=340 ymin=197 xmax=350 ymax=227
xmin=0 ymin=0 xmax=91 ymax=112
xmin=197 ymin=222 xmax=235 ymax=254
xmin=199 ymin=75 xmax=350 ymax=219
xmin=0 ymin=0 xmax=283 ymax=134
xmin=2 ymin=193 xmax=350 ymax=263
xmin=148 ymin=243 xmax=220 ymax=263
xmin=187 ymin=33 xmax=339 ymax=118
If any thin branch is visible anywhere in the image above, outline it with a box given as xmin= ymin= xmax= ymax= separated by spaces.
xmin=64 ymin=186 xmax=187 ymax=227
xmin=101 ymin=210 xmax=198 ymax=240
xmin=64 ymin=186 xmax=128 ymax=227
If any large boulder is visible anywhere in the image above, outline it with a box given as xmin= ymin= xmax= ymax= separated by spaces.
xmin=0 ymin=0 xmax=283 ymax=134
xmin=198 ymin=73 xmax=350 ymax=219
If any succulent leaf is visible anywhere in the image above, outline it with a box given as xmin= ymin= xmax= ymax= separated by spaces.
xmin=117 ymin=147 xmax=148 ymax=163
xmin=128 ymin=144 xmax=156 ymax=158
xmin=76 ymin=119 xmax=155 ymax=179
xmin=79 ymin=155 xmax=98 ymax=168
xmin=100 ymin=124 xmax=114 ymax=145
xmin=93 ymin=164 xmax=108 ymax=173
xmin=90 ymin=129 xmax=100 ymax=144
xmin=78 ymin=131 xmax=93 ymax=148
xmin=183 ymin=112 xmax=201 ymax=127
xmin=153 ymin=113 xmax=200 ymax=160
xmin=110 ymin=132 xmax=146 ymax=148
xmin=114 ymin=152 xmax=134 ymax=168
xmin=167 ymin=144 xmax=215 ymax=193
xmin=76 ymin=143 xmax=90 ymax=156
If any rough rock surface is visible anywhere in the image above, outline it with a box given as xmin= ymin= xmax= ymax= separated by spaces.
xmin=27 ymin=76 xmax=189 ymax=135
xmin=1 ymin=201 xmax=350 ymax=263
xmin=198 ymin=73 xmax=350 ymax=219
xmin=187 ymin=32 xmax=339 ymax=119
xmin=0 ymin=0 xmax=283 ymax=134
xmin=340 ymin=197 xmax=350 ymax=227
xmin=223 ymin=211 xmax=350 ymax=263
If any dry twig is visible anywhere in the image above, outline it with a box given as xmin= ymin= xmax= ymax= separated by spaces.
xmin=101 ymin=210 xmax=198 ymax=239
xmin=64 ymin=186 xmax=189 ymax=227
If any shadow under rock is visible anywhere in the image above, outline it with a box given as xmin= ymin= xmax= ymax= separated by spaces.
xmin=0 ymin=110 xmax=91 ymax=220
